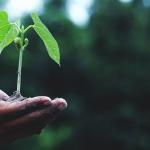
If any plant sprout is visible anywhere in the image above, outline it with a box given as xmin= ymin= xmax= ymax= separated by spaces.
xmin=0 ymin=11 xmax=60 ymax=99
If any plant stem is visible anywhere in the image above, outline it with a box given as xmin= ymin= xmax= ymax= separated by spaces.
xmin=16 ymin=31 xmax=25 ymax=94
xmin=24 ymin=25 xmax=33 ymax=33
xmin=16 ymin=47 xmax=24 ymax=94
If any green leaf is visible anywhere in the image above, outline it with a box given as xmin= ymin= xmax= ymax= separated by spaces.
xmin=0 ymin=11 xmax=19 ymax=53
xmin=31 ymin=13 xmax=60 ymax=65
xmin=0 ymin=24 xmax=19 ymax=53
xmin=0 ymin=11 xmax=9 ymax=27
xmin=0 ymin=24 xmax=11 ymax=42
xmin=0 ymin=11 xmax=10 ymax=43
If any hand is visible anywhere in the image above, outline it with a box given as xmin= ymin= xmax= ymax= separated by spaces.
xmin=0 ymin=90 xmax=67 ymax=144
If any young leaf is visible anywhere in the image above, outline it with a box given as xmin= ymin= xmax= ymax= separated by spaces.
xmin=0 ymin=24 xmax=10 ymax=42
xmin=0 ymin=11 xmax=11 ymax=43
xmin=0 ymin=11 xmax=19 ymax=53
xmin=31 ymin=13 xmax=60 ymax=65
xmin=0 ymin=24 xmax=19 ymax=53
xmin=0 ymin=11 xmax=9 ymax=27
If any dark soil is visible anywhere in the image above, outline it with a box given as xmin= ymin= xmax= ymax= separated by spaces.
xmin=7 ymin=91 xmax=26 ymax=102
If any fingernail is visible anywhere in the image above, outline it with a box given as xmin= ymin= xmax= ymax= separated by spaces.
xmin=57 ymin=102 xmax=67 ymax=110
xmin=43 ymin=100 xmax=51 ymax=106
xmin=53 ymin=98 xmax=67 ymax=110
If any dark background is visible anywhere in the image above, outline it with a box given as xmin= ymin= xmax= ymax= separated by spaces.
xmin=0 ymin=0 xmax=150 ymax=149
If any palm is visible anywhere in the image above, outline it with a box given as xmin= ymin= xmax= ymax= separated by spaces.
xmin=0 ymin=90 xmax=67 ymax=144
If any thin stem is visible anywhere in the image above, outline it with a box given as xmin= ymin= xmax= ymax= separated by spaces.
xmin=16 ymin=31 xmax=25 ymax=94
xmin=16 ymin=47 xmax=24 ymax=94
xmin=24 ymin=25 xmax=34 ymax=33
xmin=11 ymin=23 xmax=22 ymax=32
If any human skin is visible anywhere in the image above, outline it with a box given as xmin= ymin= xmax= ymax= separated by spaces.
xmin=0 ymin=90 xmax=67 ymax=144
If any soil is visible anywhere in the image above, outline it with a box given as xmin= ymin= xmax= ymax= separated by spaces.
xmin=7 ymin=91 xmax=26 ymax=102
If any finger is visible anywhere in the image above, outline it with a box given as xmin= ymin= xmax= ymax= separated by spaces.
xmin=51 ymin=98 xmax=67 ymax=111
xmin=0 ymin=120 xmax=48 ymax=144
xmin=0 ymin=114 xmax=50 ymax=144
xmin=0 ymin=96 xmax=52 ymax=122
xmin=0 ymin=98 xmax=67 ymax=131
xmin=0 ymin=90 xmax=9 ymax=101
xmin=0 ymin=107 xmax=51 ymax=137
xmin=0 ymin=116 xmax=49 ymax=144
xmin=0 ymin=98 xmax=67 ymax=143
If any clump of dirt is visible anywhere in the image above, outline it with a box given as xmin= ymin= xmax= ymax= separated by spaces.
xmin=7 ymin=91 xmax=26 ymax=102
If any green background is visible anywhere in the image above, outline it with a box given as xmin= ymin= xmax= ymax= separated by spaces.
xmin=0 ymin=0 xmax=150 ymax=149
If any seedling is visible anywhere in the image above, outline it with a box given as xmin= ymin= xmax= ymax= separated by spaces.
xmin=0 ymin=11 xmax=60 ymax=101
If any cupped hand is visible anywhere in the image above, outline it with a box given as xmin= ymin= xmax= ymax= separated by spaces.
xmin=0 ymin=90 xmax=67 ymax=144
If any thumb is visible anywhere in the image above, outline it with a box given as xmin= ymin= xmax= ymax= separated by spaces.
xmin=0 ymin=90 xmax=9 ymax=101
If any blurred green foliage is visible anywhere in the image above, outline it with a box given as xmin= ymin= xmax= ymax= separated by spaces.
xmin=1 ymin=0 xmax=150 ymax=149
